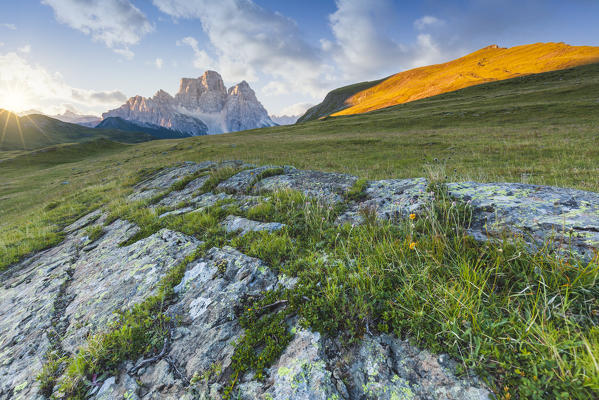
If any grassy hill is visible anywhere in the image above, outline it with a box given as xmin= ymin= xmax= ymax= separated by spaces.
xmin=301 ymin=42 xmax=599 ymax=121
xmin=0 ymin=110 xmax=154 ymax=151
xmin=2 ymin=60 xmax=599 ymax=270
xmin=2 ymin=56 xmax=599 ymax=400
xmin=296 ymin=78 xmax=385 ymax=123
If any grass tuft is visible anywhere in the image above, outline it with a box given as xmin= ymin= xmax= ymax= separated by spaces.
xmin=345 ymin=178 xmax=368 ymax=202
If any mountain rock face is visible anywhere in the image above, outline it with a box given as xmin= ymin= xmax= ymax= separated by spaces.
xmin=3 ymin=160 xmax=599 ymax=399
xmin=103 ymin=71 xmax=275 ymax=135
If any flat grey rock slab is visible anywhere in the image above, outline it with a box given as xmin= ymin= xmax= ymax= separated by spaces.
xmin=64 ymin=208 xmax=103 ymax=234
xmin=339 ymin=178 xmax=431 ymax=224
xmin=252 ymin=169 xmax=358 ymax=203
xmin=217 ymin=160 xmax=255 ymax=170
xmin=158 ymin=207 xmax=195 ymax=219
xmin=186 ymin=191 xmax=234 ymax=209
xmin=448 ymin=182 xmax=599 ymax=261
xmin=129 ymin=247 xmax=279 ymax=399
xmin=339 ymin=335 xmax=490 ymax=400
xmin=237 ymin=329 xmax=490 ymax=400
xmin=60 ymin=222 xmax=201 ymax=353
xmin=0 ymin=232 xmax=85 ymax=399
xmin=222 ymin=215 xmax=285 ymax=236
xmin=155 ymin=175 xmax=211 ymax=208
xmin=130 ymin=161 xmax=216 ymax=202
xmin=216 ymin=165 xmax=288 ymax=194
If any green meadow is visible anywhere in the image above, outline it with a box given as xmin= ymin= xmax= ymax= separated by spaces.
xmin=2 ymin=63 xmax=599 ymax=399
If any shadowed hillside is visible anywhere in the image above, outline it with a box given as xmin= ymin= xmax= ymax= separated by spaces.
xmin=301 ymin=42 xmax=599 ymax=121
xmin=0 ymin=110 xmax=154 ymax=151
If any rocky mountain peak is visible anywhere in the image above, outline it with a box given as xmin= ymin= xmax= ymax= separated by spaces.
xmin=154 ymin=89 xmax=173 ymax=100
xmin=200 ymin=70 xmax=226 ymax=93
xmin=177 ymin=71 xmax=226 ymax=97
xmin=104 ymin=71 xmax=275 ymax=135
xmin=228 ymin=80 xmax=257 ymax=100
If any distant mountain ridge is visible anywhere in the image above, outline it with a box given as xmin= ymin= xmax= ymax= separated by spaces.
xmin=103 ymin=71 xmax=276 ymax=135
xmin=0 ymin=110 xmax=153 ymax=151
xmin=270 ymin=115 xmax=300 ymax=125
xmin=50 ymin=110 xmax=102 ymax=127
xmin=300 ymin=42 xmax=599 ymax=121
xmin=96 ymin=117 xmax=191 ymax=140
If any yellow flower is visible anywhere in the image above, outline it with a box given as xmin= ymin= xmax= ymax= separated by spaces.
xmin=409 ymin=242 xmax=417 ymax=250
xmin=409 ymin=213 xmax=416 ymax=220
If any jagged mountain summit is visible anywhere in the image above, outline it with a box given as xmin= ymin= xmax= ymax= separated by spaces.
xmin=103 ymin=71 xmax=276 ymax=135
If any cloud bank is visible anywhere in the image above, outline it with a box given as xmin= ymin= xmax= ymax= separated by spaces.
xmin=0 ymin=52 xmax=127 ymax=115
xmin=42 ymin=0 xmax=153 ymax=58
xmin=152 ymin=0 xmax=459 ymax=106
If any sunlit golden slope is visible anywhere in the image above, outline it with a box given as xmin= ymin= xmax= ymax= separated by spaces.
xmin=331 ymin=42 xmax=599 ymax=117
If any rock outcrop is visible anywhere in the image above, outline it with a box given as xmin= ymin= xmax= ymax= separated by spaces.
xmin=103 ymin=71 xmax=276 ymax=135
xmin=2 ymin=161 xmax=598 ymax=399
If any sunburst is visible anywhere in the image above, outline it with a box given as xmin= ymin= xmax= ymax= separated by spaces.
xmin=0 ymin=110 xmax=11 ymax=148
xmin=22 ymin=113 xmax=52 ymax=143
xmin=13 ymin=112 xmax=26 ymax=150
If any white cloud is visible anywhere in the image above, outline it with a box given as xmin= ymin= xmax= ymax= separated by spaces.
xmin=329 ymin=1 xmax=459 ymax=80
xmin=42 ymin=0 xmax=153 ymax=58
xmin=1 ymin=23 xmax=16 ymax=30
xmin=0 ymin=42 xmax=4 ymax=47
xmin=113 ymin=48 xmax=134 ymax=60
xmin=155 ymin=58 xmax=164 ymax=69
xmin=154 ymin=0 xmax=328 ymax=98
xmin=0 ymin=52 xmax=127 ymax=114
xmin=18 ymin=44 xmax=31 ymax=54
xmin=279 ymin=102 xmax=313 ymax=116
xmin=414 ymin=16 xmax=443 ymax=31
xmin=176 ymin=36 xmax=216 ymax=71
xmin=153 ymin=0 xmax=459 ymax=114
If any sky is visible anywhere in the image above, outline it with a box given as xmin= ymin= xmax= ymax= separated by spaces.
xmin=1 ymin=0 xmax=598 ymax=117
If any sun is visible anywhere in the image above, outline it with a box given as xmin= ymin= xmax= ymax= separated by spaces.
xmin=0 ymin=89 xmax=30 ymax=113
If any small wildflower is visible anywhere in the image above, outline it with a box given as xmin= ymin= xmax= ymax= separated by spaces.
xmin=248 ymin=308 xmax=251 ymax=311
xmin=409 ymin=213 xmax=416 ymax=220
xmin=409 ymin=242 xmax=417 ymax=250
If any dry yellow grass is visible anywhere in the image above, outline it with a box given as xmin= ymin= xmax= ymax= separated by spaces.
xmin=332 ymin=42 xmax=599 ymax=116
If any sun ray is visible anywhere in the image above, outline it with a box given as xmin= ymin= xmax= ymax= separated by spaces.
xmin=13 ymin=112 xmax=26 ymax=150
xmin=0 ymin=110 xmax=11 ymax=148
xmin=22 ymin=113 xmax=52 ymax=143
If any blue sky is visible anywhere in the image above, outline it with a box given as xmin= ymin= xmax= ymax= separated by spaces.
xmin=1 ymin=0 xmax=598 ymax=116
